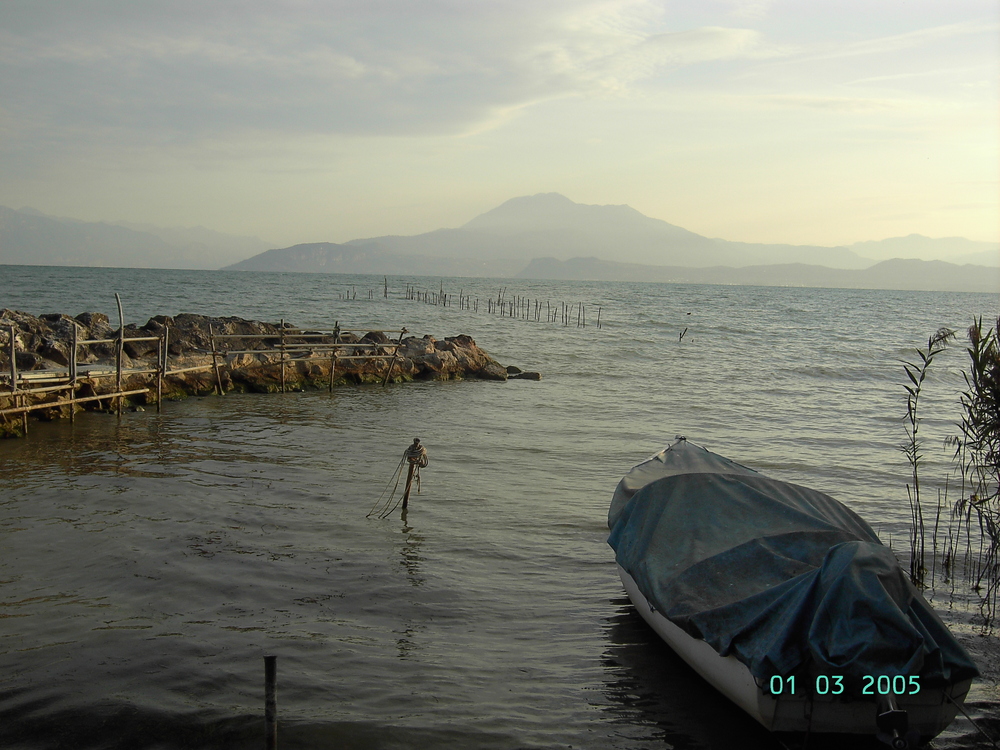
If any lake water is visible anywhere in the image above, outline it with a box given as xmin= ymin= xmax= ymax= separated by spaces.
xmin=1 ymin=265 xmax=998 ymax=749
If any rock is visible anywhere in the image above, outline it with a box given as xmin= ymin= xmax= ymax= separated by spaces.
xmin=477 ymin=361 xmax=510 ymax=381
xmin=38 ymin=337 xmax=72 ymax=366
xmin=512 ymin=371 xmax=542 ymax=381
xmin=399 ymin=336 xmax=436 ymax=357
xmin=123 ymin=324 xmax=160 ymax=359
xmin=14 ymin=351 xmax=43 ymax=370
xmin=0 ymin=311 xmax=511 ymax=430
xmin=506 ymin=365 xmax=522 ymax=374
xmin=75 ymin=312 xmax=111 ymax=330
xmin=1 ymin=309 xmax=48 ymax=337
xmin=0 ymin=309 xmax=48 ymax=355
xmin=141 ymin=315 xmax=174 ymax=334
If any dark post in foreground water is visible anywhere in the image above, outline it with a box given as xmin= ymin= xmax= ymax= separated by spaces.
xmin=264 ymin=655 xmax=277 ymax=750
xmin=402 ymin=438 xmax=429 ymax=509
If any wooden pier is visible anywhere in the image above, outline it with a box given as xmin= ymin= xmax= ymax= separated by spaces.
xmin=0 ymin=299 xmax=409 ymax=436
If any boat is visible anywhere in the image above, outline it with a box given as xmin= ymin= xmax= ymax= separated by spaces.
xmin=608 ymin=437 xmax=979 ymax=749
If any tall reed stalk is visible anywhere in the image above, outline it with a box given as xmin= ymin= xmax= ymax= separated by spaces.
xmin=900 ymin=328 xmax=954 ymax=585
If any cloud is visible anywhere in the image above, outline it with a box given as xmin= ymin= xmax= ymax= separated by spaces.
xmin=726 ymin=1 xmax=775 ymax=21
xmin=756 ymin=94 xmax=906 ymax=112
xmin=640 ymin=26 xmax=769 ymax=65
xmin=0 ymin=0 xmax=769 ymax=150
xmin=809 ymin=21 xmax=998 ymax=62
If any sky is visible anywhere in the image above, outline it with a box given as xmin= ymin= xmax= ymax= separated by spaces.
xmin=1 ymin=0 xmax=997 ymax=248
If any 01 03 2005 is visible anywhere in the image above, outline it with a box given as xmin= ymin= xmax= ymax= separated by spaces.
xmin=767 ymin=675 xmax=922 ymax=696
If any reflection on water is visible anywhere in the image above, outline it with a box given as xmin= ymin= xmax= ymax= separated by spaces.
xmin=395 ymin=511 xmax=425 ymax=660
xmin=601 ymin=597 xmax=783 ymax=749
xmin=601 ymin=597 xmax=1000 ymax=750
xmin=398 ymin=510 xmax=425 ymax=588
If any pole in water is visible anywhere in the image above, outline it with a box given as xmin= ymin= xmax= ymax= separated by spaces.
xmin=264 ymin=655 xmax=277 ymax=750
xmin=401 ymin=438 xmax=428 ymax=510
xmin=402 ymin=460 xmax=416 ymax=510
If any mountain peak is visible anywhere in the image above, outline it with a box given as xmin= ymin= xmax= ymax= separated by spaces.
xmin=462 ymin=193 xmax=576 ymax=230
xmin=462 ymin=193 xmax=656 ymax=235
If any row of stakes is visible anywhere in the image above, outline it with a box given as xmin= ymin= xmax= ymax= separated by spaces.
xmin=338 ymin=280 xmax=604 ymax=329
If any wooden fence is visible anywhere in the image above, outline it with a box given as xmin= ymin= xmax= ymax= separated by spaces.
xmin=0 ymin=296 xmax=408 ymax=436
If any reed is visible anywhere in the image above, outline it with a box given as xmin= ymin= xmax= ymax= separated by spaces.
xmin=951 ymin=316 xmax=1000 ymax=622
xmin=900 ymin=327 xmax=954 ymax=584
xmin=902 ymin=317 xmax=1000 ymax=626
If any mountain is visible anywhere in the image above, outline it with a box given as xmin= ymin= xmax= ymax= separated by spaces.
xmin=850 ymin=234 xmax=998 ymax=267
xmin=518 ymin=256 xmax=1000 ymax=294
xmin=228 ymin=193 xmax=997 ymax=292
xmin=6 ymin=195 xmax=996 ymax=294
xmin=0 ymin=206 xmax=271 ymax=269
xmin=340 ymin=193 xmax=871 ymax=270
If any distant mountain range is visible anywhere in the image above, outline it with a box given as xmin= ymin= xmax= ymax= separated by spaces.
xmin=1 ymin=196 xmax=997 ymax=292
xmin=0 ymin=205 xmax=271 ymax=269
xmin=226 ymin=193 xmax=998 ymax=292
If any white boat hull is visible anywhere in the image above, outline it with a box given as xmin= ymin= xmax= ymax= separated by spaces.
xmin=617 ymin=564 xmax=972 ymax=741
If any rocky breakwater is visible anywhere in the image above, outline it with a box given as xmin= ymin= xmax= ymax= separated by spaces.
xmin=0 ymin=310 xmax=519 ymax=432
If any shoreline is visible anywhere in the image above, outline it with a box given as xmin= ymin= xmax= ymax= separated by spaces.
xmin=1 ymin=309 xmax=536 ymax=436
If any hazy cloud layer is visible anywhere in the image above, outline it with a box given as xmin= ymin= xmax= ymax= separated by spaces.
xmin=0 ymin=0 xmax=996 ymax=246
xmin=0 ymin=1 xmax=773 ymax=143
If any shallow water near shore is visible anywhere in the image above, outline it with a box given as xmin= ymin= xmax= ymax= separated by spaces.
xmin=1 ymin=266 xmax=999 ymax=749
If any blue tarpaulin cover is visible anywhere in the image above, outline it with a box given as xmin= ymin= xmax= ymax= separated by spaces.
xmin=608 ymin=440 xmax=978 ymax=688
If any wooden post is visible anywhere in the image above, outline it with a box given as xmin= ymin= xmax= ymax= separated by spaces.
xmin=402 ymin=461 xmax=416 ymax=509
xmin=279 ymin=319 xmax=286 ymax=393
xmin=209 ymin=323 xmax=224 ymax=396
xmin=264 ymin=655 xmax=277 ymax=750
xmin=382 ymin=327 xmax=407 ymax=387
xmin=7 ymin=325 xmax=16 ymax=391
xmin=384 ymin=276 xmax=388 ymax=298
xmin=157 ymin=326 xmax=169 ymax=411
xmin=115 ymin=292 xmax=124 ymax=417
xmin=70 ymin=322 xmax=78 ymax=423
xmin=596 ymin=307 xmax=602 ymax=330
xmin=401 ymin=437 xmax=427 ymax=509
xmin=329 ymin=322 xmax=340 ymax=393
xmin=8 ymin=325 xmax=26 ymax=434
